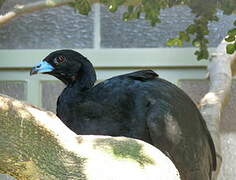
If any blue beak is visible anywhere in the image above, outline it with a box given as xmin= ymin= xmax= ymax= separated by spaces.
xmin=30 ymin=61 xmax=54 ymax=75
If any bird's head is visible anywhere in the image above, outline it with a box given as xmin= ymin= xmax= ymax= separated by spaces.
xmin=30 ymin=49 xmax=96 ymax=88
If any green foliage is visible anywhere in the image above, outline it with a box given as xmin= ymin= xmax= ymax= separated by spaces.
xmin=166 ymin=38 xmax=183 ymax=47
xmin=218 ymin=0 xmax=236 ymax=15
xmin=69 ymin=0 xmax=91 ymax=15
xmin=0 ymin=0 xmax=5 ymax=8
xmin=225 ymin=20 xmax=236 ymax=54
xmin=226 ymin=43 xmax=236 ymax=54
xmin=165 ymin=0 xmax=219 ymax=60
xmin=101 ymin=0 xmax=126 ymax=13
xmin=121 ymin=0 xmax=187 ymax=26
xmin=69 ymin=0 xmax=236 ymax=60
xmin=225 ymin=35 xmax=235 ymax=42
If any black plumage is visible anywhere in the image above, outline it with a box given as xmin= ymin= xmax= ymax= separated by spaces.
xmin=31 ymin=49 xmax=216 ymax=180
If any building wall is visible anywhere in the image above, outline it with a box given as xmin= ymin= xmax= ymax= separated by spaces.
xmin=0 ymin=1 xmax=235 ymax=49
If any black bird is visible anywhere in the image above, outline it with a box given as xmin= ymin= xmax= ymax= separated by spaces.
xmin=31 ymin=49 xmax=216 ymax=180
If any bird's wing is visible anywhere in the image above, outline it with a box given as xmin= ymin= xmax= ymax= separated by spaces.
xmin=145 ymin=78 xmax=217 ymax=178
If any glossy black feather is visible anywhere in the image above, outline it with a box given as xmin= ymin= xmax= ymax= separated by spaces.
xmin=35 ymin=49 xmax=216 ymax=180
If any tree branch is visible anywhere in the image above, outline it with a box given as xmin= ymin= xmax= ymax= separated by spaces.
xmin=0 ymin=0 xmax=74 ymax=27
xmin=199 ymin=39 xmax=236 ymax=179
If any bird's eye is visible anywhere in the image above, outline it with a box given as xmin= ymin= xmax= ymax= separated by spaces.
xmin=54 ymin=56 xmax=66 ymax=65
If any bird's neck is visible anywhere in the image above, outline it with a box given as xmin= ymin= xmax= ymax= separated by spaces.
xmin=67 ymin=76 xmax=94 ymax=91
xmin=67 ymin=62 xmax=97 ymax=91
